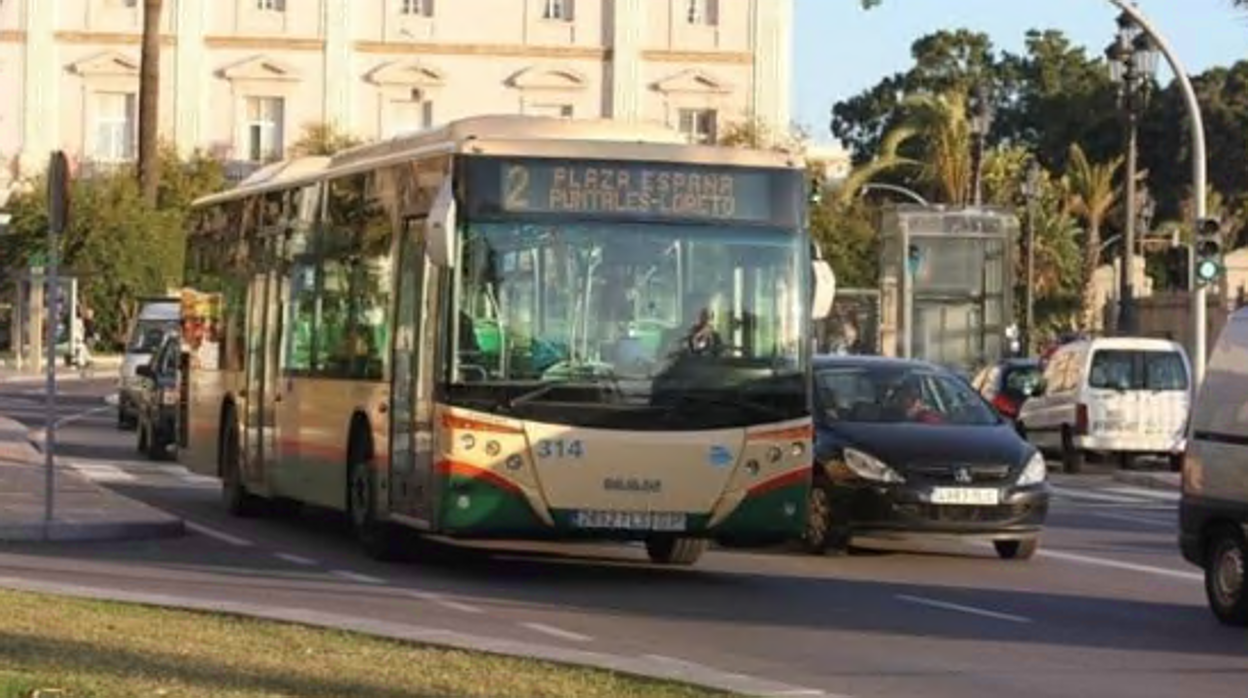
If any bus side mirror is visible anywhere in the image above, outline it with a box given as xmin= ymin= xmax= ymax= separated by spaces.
xmin=812 ymin=259 xmax=836 ymax=321
xmin=426 ymin=178 xmax=458 ymax=268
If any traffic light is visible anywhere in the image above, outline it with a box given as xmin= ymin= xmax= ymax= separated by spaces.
xmin=808 ymin=174 xmax=825 ymax=206
xmin=1194 ymin=217 xmax=1224 ymax=287
xmin=1164 ymin=245 xmax=1189 ymax=291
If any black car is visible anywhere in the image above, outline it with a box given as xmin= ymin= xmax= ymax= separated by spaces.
xmin=805 ymin=355 xmax=1050 ymax=560
xmin=971 ymin=358 xmax=1042 ymax=422
xmin=133 ymin=330 xmax=181 ymax=461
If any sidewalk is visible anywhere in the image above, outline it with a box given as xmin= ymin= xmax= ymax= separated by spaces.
xmin=1112 ymin=469 xmax=1181 ymax=491
xmin=0 ymin=354 xmax=122 ymax=384
xmin=0 ymin=415 xmax=183 ymax=542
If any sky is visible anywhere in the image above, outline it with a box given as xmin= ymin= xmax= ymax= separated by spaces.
xmin=793 ymin=0 xmax=1248 ymax=149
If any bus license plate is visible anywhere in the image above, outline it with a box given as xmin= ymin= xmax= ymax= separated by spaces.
xmin=930 ymin=488 xmax=1000 ymax=506
xmin=572 ymin=510 xmax=687 ymax=532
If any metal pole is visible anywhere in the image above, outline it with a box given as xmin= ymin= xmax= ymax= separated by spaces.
xmin=1120 ymin=110 xmax=1138 ymax=335
xmin=971 ymin=133 xmax=984 ymax=207
xmin=1024 ymin=196 xmax=1036 ymax=355
xmin=43 ymin=151 xmax=69 ymax=539
xmin=1107 ymin=0 xmax=1207 ymax=384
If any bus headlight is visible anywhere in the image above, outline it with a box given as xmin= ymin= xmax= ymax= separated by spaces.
xmin=767 ymin=446 xmax=783 ymax=463
xmin=505 ymin=454 xmax=524 ymax=471
xmin=485 ymin=440 xmax=501 ymax=456
xmin=459 ymin=434 xmax=476 ymax=451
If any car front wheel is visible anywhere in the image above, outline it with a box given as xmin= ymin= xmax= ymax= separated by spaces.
xmin=1205 ymin=526 xmax=1248 ymax=626
xmin=995 ymin=538 xmax=1038 ymax=560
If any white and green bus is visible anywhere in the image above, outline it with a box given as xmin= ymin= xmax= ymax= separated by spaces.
xmin=179 ymin=116 xmax=835 ymax=565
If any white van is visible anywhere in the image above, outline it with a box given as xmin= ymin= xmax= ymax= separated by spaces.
xmin=118 ymin=297 xmax=181 ymax=430
xmin=1180 ymin=308 xmax=1248 ymax=625
xmin=1016 ymin=337 xmax=1191 ymax=473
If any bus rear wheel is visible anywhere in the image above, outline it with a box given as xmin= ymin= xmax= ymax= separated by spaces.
xmin=221 ymin=416 xmax=261 ymax=517
xmin=645 ymin=536 xmax=707 ymax=566
xmin=347 ymin=435 xmax=402 ymax=562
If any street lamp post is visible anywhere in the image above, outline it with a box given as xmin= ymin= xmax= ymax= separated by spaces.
xmin=968 ymin=84 xmax=994 ymax=207
xmin=1105 ymin=11 xmax=1159 ymax=336
xmin=1021 ymin=160 xmax=1043 ymax=356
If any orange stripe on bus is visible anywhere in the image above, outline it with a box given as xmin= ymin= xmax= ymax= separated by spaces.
xmin=746 ymin=424 xmax=813 ymax=442
xmin=436 ymin=460 xmax=523 ymax=495
xmin=747 ymin=468 xmax=810 ymax=498
xmin=441 ymin=414 xmax=524 ymax=435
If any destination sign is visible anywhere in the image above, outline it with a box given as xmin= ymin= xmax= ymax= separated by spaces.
xmin=468 ymin=158 xmax=798 ymax=226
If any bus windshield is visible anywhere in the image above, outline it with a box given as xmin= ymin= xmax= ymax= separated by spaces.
xmin=447 ymin=219 xmax=808 ymax=430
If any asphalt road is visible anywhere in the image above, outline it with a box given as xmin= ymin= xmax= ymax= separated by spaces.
xmin=0 ymin=379 xmax=1244 ymax=698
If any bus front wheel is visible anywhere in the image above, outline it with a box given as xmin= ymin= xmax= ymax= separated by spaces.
xmin=347 ymin=435 xmax=402 ymax=562
xmin=221 ymin=416 xmax=261 ymax=517
xmin=645 ymin=536 xmax=707 ymax=566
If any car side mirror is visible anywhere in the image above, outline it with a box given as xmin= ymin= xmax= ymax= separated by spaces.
xmin=135 ymin=364 xmax=154 ymax=379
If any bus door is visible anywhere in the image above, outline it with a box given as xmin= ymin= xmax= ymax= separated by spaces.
xmin=389 ymin=217 xmax=436 ymax=520
xmin=243 ymin=256 xmax=281 ymax=489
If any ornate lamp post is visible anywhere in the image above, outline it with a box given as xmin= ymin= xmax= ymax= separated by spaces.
xmin=1105 ymin=10 xmax=1159 ymax=335
xmin=1021 ymin=160 xmax=1043 ymax=355
xmin=968 ymin=84 xmax=994 ymax=207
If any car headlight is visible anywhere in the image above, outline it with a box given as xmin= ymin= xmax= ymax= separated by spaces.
xmin=1017 ymin=451 xmax=1047 ymax=486
xmin=842 ymin=448 xmax=905 ymax=484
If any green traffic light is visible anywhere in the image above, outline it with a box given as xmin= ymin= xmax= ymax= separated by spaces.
xmin=1197 ymin=259 xmax=1222 ymax=282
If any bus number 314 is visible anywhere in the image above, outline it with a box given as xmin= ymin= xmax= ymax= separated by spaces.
xmin=536 ymin=439 xmax=585 ymax=459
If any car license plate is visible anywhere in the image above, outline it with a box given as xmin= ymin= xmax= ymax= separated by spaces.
xmin=930 ymin=488 xmax=1000 ymax=506
xmin=572 ymin=510 xmax=687 ymax=531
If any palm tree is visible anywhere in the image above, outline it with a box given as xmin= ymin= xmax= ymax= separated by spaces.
xmin=137 ymin=0 xmax=162 ymax=204
xmin=899 ymin=90 xmax=975 ymax=206
xmin=1064 ymin=143 xmax=1123 ymax=330
xmin=835 ymin=125 xmax=920 ymax=205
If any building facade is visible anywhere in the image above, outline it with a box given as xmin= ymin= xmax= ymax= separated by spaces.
xmin=0 ymin=0 xmax=793 ymax=200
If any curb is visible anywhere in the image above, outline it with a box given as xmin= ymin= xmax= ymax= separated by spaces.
xmin=0 ymin=518 xmax=185 ymax=543
xmin=0 ymin=575 xmax=831 ymax=698
xmin=1112 ymin=469 xmax=1181 ymax=492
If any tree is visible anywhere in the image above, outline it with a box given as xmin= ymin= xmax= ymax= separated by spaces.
xmin=1064 ymin=143 xmax=1123 ymax=329
xmin=137 ymin=0 xmax=163 ymax=204
xmin=289 ymin=122 xmax=363 ymax=158
xmin=897 ymin=90 xmax=975 ymax=204
xmin=835 ymin=125 xmax=919 ymax=204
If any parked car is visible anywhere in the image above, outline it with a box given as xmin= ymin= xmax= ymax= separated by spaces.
xmin=1016 ymin=337 xmax=1191 ymax=473
xmin=118 ymin=297 xmax=180 ymax=430
xmin=1180 ymin=308 xmax=1248 ymax=626
xmin=805 ymin=355 xmax=1050 ymax=560
xmin=133 ymin=330 xmax=181 ymax=461
xmin=971 ymin=358 xmax=1042 ymax=422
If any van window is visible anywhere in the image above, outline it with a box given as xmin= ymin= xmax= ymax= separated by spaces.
xmin=129 ymin=319 xmax=180 ymax=354
xmin=1089 ymin=349 xmax=1188 ymax=391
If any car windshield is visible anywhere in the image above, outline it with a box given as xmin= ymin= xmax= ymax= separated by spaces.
xmin=816 ymin=364 xmax=1001 ymax=426
xmin=129 ymin=319 xmax=180 ymax=353
xmin=446 ymin=219 xmax=807 ymax=430
xmin=1089 ymin=349 xmax=1189 ymax=391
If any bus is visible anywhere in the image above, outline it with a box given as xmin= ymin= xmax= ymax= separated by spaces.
xmin=179 ymin=115 xmax=836 ymax=566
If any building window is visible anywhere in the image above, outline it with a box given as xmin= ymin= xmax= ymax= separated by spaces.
xmin=93 ymin=92 xmax=137 ymax=162
xmin=678 ymin=108 xmax=717 ymax=144
xmin=542 ymin=0 xmax=572 ymax=21
xmin=386 ymin=98 xmax=434 ymax=137
xmin=245 ymin=97 xmax=285 ymax=162
xmin=686 ymin=0 xmax=718 ymax=25
xmin=257 ymin=0 xmax=285 ymax=11
xmin=529 ymin=103 xmax=574 ymax=119
xmin=399 ymin=0 xmax=432 ymax=16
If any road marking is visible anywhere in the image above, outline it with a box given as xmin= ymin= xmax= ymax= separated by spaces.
xmin=185 ymin=521 xmax=253 ymax=547
xmin=896 ymin=594 xmax=1032 ymax=624
xmin=274 ymin=552 xmax=317 ymax=566
xmin=330 ymin=570 xmax=386 ymax=585
xmin=53 ymin=405 xmax=113 ymax=429
xmin=1049 ymin=486 xmax=1148 ymax=504
xmin=1105 ymin=486 xmax=1180 ymax=502
xmin=1091 ymin=510 xmax=1175 ymax=528
xmin=404 ymin=589 xmax=486 ymax=614
xmin=521 ymin=622 xmax=593 ymax=643
xmin=1038 ymin=548 xmax=1202 ymax=582
xmin=66 ymin=462 xmax=137 ymax=483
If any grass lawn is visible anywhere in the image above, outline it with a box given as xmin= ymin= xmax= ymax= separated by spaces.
xmin=0 ymin=589 xmax=734 ymax=698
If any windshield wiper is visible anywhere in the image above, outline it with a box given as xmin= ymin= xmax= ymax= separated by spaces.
xmin=662 ymin=392 xmax=787 ymax=421
xmin=502 ymin=375 xmax=619 ymax=412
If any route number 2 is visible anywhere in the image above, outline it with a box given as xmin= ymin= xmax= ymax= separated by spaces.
xmin=504 ymin=165 xmax=531 ymax=210
xmin=537 ymin=439 xmax=584 ymax=459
